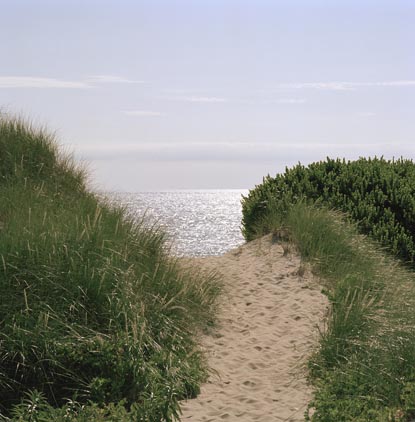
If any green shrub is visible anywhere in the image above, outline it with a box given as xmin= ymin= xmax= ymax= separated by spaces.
xmin=0 ymin=116 xmax=220 ymax=420
xmin=242 ymin=157 xmax=415 ymax=265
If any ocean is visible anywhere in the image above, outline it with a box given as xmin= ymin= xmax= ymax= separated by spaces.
xmin=109 ymin=190 xmax=248 ymax=257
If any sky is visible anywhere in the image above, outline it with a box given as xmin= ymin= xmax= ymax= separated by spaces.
xmin=0 ymin=0 xmax=414 ymax=191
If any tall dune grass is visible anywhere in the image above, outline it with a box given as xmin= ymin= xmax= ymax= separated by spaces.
xmin=0 ymin=117 xmax=220 ymax=421
xmin=255 ymin=201 xmax=415 ymax=421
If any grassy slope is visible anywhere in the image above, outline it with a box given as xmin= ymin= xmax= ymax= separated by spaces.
xmin=0 ymin=118 xmax=220 ymax=421
xmin=241 ymin=158 xmax=415 ymax=266
xmin=254 ymin=201 xmax=415 ymax=421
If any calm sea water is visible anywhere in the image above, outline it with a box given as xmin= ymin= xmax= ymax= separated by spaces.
xmin=109 ymin=190 xmax=248 ymax=257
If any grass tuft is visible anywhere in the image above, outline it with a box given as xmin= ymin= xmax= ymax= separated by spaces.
xmin=0 ymin=116 xmax=220 ymax=420
xmin=254 ymin=201 xmax=415 ymax=420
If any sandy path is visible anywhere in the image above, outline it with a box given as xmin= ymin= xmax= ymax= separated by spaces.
xmin=180 ymin=235 xmax=328 ymax=422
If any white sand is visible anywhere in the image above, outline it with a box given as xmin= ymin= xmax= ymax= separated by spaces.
xmin=180 ymin=235 xmax=328 ymax=422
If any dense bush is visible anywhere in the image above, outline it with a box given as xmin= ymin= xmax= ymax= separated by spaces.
xmin=0 ymin=117 xmax=220 ymax=420
xmin=242 ymin=157 xmax=415 ymax=264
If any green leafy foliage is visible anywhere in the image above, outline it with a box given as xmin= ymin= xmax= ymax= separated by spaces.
xmin=242 ymin=157 xmax=415 ymax=265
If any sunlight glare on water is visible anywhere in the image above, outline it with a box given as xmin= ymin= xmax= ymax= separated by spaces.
xmin=109 ymin=190 xmax=248 ymax=257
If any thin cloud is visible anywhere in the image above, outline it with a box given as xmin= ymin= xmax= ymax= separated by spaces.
xmin=282 ymin=82 xmax=355 ymax=91
xmin=181 ymin=96 xmax=228 ymax=103
xmin=123 ymin=110 xmax=164 ymax=117
xmin=72 ymin=141 xmax=410 ymax=162
xmin=0 ymin=75 xmax=147 ymax=89
xmin=280 ymin=80 xmax=415 ymax=91
xmin=87 ymin=75 xmax=146 ymax=84
xmin=358 ymin=112 xmax=376 ymax=117
xmin=0 ymin=76 xmax=89 ymax=89
xmin=374 ymin=80 xmax=415 ymax=87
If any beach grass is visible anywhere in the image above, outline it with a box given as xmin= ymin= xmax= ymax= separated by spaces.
xmin=251 ymin=200 xmax=415 ymax=421
xmin=0 ymin=116 xmax=221 ymax=421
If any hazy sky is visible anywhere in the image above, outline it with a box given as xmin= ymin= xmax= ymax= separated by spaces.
xmin=1 ymin=0 xmax=414 ymax=191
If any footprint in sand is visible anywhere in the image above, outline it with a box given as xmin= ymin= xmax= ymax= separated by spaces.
xmin=242 ymin=380 xmax=256 ymax=387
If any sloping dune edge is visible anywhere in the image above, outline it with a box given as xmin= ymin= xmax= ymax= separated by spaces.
xmin=180 ymin=234 xmax=328 ymax=422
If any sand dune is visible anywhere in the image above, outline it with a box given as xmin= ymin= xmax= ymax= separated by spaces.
xmin=180 ymin=235 xmax=328 ymax=421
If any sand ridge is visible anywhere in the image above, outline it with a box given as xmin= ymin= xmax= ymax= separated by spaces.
xmin=180 ymin=235 xmax=328 ymax=421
